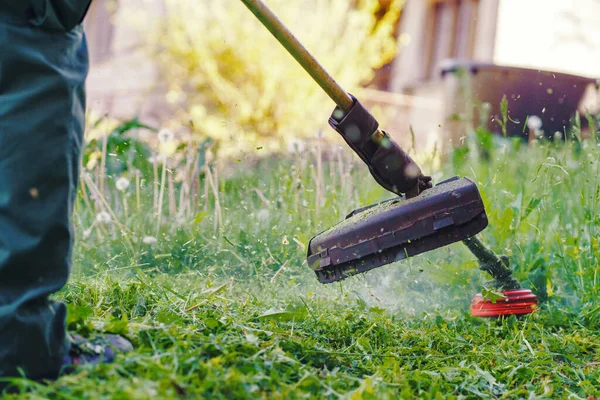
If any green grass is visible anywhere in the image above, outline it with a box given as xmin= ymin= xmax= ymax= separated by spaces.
xmin=3 ymin=133 xmax=600 ymax=398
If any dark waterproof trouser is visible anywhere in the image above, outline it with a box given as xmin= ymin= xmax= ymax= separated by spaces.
xmin=0 ymin=1 xmax=90 ymax=379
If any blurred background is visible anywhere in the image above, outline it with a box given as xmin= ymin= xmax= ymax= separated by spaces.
xmin=83 ymin=0 xmax=600 ymax=158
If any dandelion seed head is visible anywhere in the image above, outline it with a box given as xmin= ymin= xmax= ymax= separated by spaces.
xmin=553 ymin=131 xmax=563 ymax=141
xmin=567 ymin=160 xmax=579 ymax=169
xmin=143 ymin=236 xmax=158 ymax=245
xmin=96 ymin=211 xmax=112 ymax=224
xmin=256 ymin=209 xmax=270 ymax=221
xmin=287 ymin=138 xmax=306 ymax=154
xmin=115 ymin=177 xmax=130 ymax=191
xmin=158 ymin=128 xmax=174 ymax=144
xmin=149 ymin=154 xmax=164 ymax=165
xmin=527 ymin=115 xmax=542 ymax=131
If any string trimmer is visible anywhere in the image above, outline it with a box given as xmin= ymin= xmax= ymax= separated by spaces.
xmin=240 ymin=0 xmax=537 ymax=317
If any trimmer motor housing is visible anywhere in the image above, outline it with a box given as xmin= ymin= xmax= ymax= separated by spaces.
xmin=307 ymin=177 xmax=488 ymax=284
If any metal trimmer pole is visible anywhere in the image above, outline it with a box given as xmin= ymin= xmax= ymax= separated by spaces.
xmin=467 ymin=237 xmax=538 ymax=317
xmin=239 ymin=0 xmax=353 ymax=111
xmin=239 ymin=0 xmax=389 ymax=144
xmin=463 ymin=237 xmax=521 ymax=290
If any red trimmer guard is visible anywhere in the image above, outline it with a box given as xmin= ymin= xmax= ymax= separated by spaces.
xmin=471 ymin=289 xmax=538 ymax=317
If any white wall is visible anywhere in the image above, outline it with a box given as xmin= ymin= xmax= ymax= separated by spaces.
xmin=494 ymin=0 xmax=600 ymax=78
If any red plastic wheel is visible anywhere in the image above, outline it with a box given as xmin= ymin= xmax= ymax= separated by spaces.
xmin=471 ymin=289 xmax=538 ymax=317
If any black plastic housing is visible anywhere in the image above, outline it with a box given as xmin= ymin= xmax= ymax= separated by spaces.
xmin=329 ymin=95 xmax=427 ymax=195
xmin=307 ymin=177 xmax=488 ymax=284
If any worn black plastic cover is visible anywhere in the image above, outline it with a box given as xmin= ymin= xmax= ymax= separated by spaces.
xmin=307 ymin=177 xmax=488 ymax=284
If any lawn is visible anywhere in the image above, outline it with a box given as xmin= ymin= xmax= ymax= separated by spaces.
xmin=3 ymin=130 xmax=600 ymax=399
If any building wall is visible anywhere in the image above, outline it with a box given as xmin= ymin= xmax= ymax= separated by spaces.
xmin=383 ymin=0 xmax=502 ymax=153
xmin=493 ymin=0 xmax=600 ymax=79
xmin=386 ymin=0 xmax=599 ymax=153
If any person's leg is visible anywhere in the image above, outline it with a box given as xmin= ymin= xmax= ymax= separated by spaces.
xmin=0 ymin=19 xmax=88 ymax=379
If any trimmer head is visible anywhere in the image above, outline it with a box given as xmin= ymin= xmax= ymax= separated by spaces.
xmin=471 ymin=289 xmax=538 ymax=317
xmin=307 ymin=177 xmax=488 ymax=284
